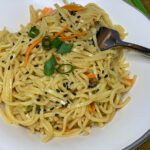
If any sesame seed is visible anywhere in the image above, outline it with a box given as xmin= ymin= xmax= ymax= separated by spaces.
xmin=18 ymin=32 xmax=21 ymax=35
xmin=102 ymin=70 xmax=105 ymax=74
xmin=50 ymin=107 xmax=54 ymax=110
xmin=104 ymin=74 xmax=108 ymax=78
xmin=63 ymin=94 xmax=68 ymax=97
xmin=36 ymin=45 xmax=40 ymax=48
xmin=75 ymin=20 xmax=79 ymax=24
xmin=37 ymin=98 xmax=40 ymax=101
xmin=34 ymin=64 xmax=39 ymax=67
xmin=10 ymin=55 xmax=13 ymax=60
xmin=8 ymin=66 xmax=10 ymax=70
xmin=70 ymin=25 xmax=73 ymax=28
xmin=25 ymin=71 xmax=29 ymax=74
xmin=21 ymin=41 xmax=25 ymax=43
xmin=13 ymin=42 xmax=15 ymax=46
xmin=77 ymin=16 xmax=81 ymax=18
xmin=45 ymin=92 xmax=48 ymax=94
xmin=2 ymin=60 xmax=5 ymax=63
xmin=29 ymin=39 xmax=32 ymax=41
xmin=63 ymin=83 xmax=67 ymax=87
xmin=55 ymin=113 xmax=59 ymax=117
xmin=56 ymin=127 xmax=59 ymax=130
xmin=97 ymin=74 xmax=101 ymax=80
xmin=56 ymin=89 xmax=60 ymax=93
xmin=72 ymin=92 xmax=76 ymax=96
xmin=70 ymin=82 xmax=74 ymax=85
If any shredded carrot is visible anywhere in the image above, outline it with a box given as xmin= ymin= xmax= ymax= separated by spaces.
xmin=59 ymin=32 xmax=87 ymax=41
xmin=42 ymin=7 xmax=53 ymax=15
xmin=86 ymin=74 xmax=97 ymax=79
xmin=24 ymin=26 xmax=67 ymax=63
xmin=50 ymin=25 xmax=68 ymax=40
xmin=125 ymin=78 xmax=135 ymax=86
xmin=62 ymin=4 xmax=85 ymax=11
xmin=88 ymin=103 xmax=95 ymax=113
xmin=25 ymin=38 xmax=42 ymax=63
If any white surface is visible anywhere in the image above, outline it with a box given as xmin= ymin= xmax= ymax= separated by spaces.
xmin=0 ymin=0 xmax=150 ymax=150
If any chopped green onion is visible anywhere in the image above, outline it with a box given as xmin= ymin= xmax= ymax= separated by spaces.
xmin=50 ymin=37 xmax=63 ymax=49
xmin=56 ymin=64 xmax=74 ymax=74
xmin=44 ymin=56 xmax=57 ymax=76
xmin=42 ymin=36 xmax=51 ymax=50
xmin=28 ymin=26 xmax=40 ymax=38
xmin=57 ymin=43 xmax=73 ymax=54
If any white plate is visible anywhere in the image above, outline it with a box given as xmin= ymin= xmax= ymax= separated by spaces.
xmin=0 ymin=0 xmax=150 ymax=150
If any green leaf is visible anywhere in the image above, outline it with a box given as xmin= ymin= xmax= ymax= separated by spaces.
xmin=57 ymin=43 xmax=73 ymax=54
xmin=50 ymin=37 xmax=63 ymax=49
xmin=28 ymin=26 xmax=40 ymax=38
xmin=44 ymin=56 xmax=57 ymax=76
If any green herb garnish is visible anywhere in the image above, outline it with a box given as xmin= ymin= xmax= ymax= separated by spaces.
xmin=42 ymin=36 xmax=51 ymax=50
xmin=28 ymin=26 xmax=40 ymax=38
xmin=50 ymin=37 xmax=63 ymax=49
xmin=57 ymin=43 xmax=73 ymax=54
xmin=56 ymin=64 xmax=74 ymax=74
xmin=44 ymin=56 xmax=57 ymax=76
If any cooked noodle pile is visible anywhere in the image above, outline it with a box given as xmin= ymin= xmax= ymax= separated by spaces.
xmin=0 ymin=3 xmax=135 ymax=142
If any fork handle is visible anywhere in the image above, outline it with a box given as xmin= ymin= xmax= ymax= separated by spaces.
xmin=117 ymin=41 xmax=150 ymax=56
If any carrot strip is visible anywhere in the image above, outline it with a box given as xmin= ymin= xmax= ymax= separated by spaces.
xmin=62 ymin=4 xmax=85 ymax=11
xmin=86 ymin=74 xmax=97 ymax=79
xmin=88 ymin=103 xmax=95 ymax=113
xmin=59 ymin=32 xmax=87 ymax=41
xmin=25 ymin=38 xmax=42 ymax=63
xmin=42 ymin=7 xmax=53 ymax=15
xmin=51 ymin=25 xmax=68 ymax=40
xmin=125 ymin=78 xmax=135 ymax=86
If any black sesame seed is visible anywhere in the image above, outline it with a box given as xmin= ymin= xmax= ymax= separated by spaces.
xmin=56 ymin=101 xmax=59 ymax=104
xmin=67 ymin=100 xmax=70 ymax=104
xmin=36 ymin=45 xmax=40 ymax=48
xmin=13 ymin=42 xmax=15 ymax=46
xmin=8 ymin=66 xmax=10 ymax=70
xmin=88 ymin=85 xmax=91 ymax=88
xmin=75 ymin=20 xmax=79 ymax=24
xmin=56 ymin=127 xmax=59 ymax=130
xmin=23 ymin=54 xmax=25 ymax=56
xmin=25 ymin=71 xmax=29 ymax=74
xmin=63 ymin=94 xmax=68 ymax=97
xmin=67 ymin=87 xmax=71 ymax=90
xmin=21 ymin=41 xmax=25 ymax=43
xmin=2 ymin=60 xmax=5 ymax=63
xmin=102 ymin=70 xmax=105 ymax=74
xmin=56 ymin=89 xmax=60 ymax=93
xmin=55 ymin=113 xmax=59 ymax=117
xmin=10 ymin=55 xmax=13 ymax=60
xmin=104 ymin=74 xmax=108 ymax=78
xmin=70 ymin=25 xmax=73 ymax=28
xmin=70 ymin=82 xmax=74 ymax=85
xmin=97 ymin=74 xmax=101 ymax=80
xmin=60 ymin=89 xmax=64 ymax=92
xmin=63 ymin=83 xmax=67 ymax=87
xmin=34 ymin=64 xmax=39 ymax=67
xmin=29 ymin=39 xmax=32 ymax=41
xmin=44 ymin=109 xmax=46 ymax=112
xmin=72 ymin=92 xmax=76 ymax=96
xmin=36 ymin=105 xmax=41 ymax=114
xmin=77 ymin=15 xmax=81 ymax=18
xmin=37 ymin=98 xmax=40 ymax=101
xmin=45 ymin=92 xmax=48 ymax=94
xmin=50 ymin=107 xmax=54 ymax=110
xmin=18 ymin=32 xmax=21 ymax=35
xmin=77 ymin=44 xmax=81 ymax=46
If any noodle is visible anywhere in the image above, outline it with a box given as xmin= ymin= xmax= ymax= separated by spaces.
xmin=0 ymin=2 xmax=136 ymax=142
